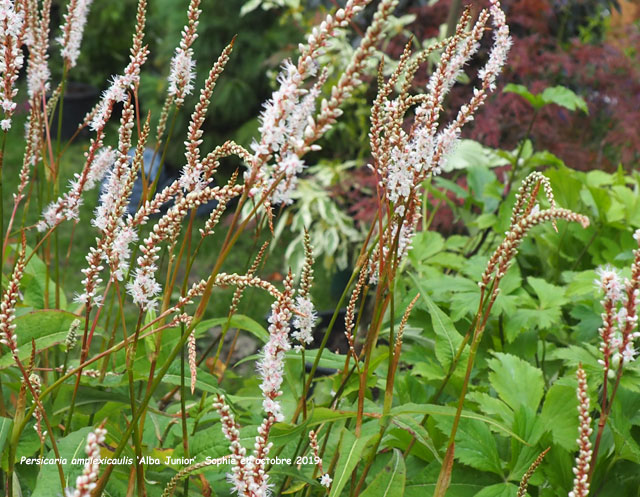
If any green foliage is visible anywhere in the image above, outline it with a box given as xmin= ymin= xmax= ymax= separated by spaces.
xmin=503 ymin=84 xmax=589 ymax=113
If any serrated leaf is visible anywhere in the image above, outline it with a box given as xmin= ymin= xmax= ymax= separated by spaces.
xmin=503 ymin=84 xmax=543 ymax=108
xmin=434 ymin=417 xmax=503 ymax=476
xmin=412 ymin=282 xmax=463 ymax=370
xmin=443 ymin=139 xmax=508 ymax=172
xmin=540 ymin=86 xmax=588 ymax=113
xmin=541 ymin=378 xmax=579 ymax=451
xmin=487 ymin=353 xmax=544 ymax=412
xmin=360 ymin=449 xmax=406 ymax=497
xmin=527 ymin=277 xmax=567 ymax=309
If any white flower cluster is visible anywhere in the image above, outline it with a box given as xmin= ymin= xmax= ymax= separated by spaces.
xmin=258 ymin=290 xmax=293 ymax=422
xmin=249 ymin=60 xmax=321 ymax=205
xmin=85 ymin=147 xmax=117 ymax=190
xmin=65 ymin=427 xmax=107 ymax=497
xmin=167 ymin=0 xmax=201 ymax=105
xmin=568 ymin=367 xmax=592 ymax=497
xmin=595 ymin=229 xmax=640 ymax=372
xmin=58 ymin=0 xmax=94 ymax=68
xmin=127 ymin=262 xmax=162 ymax=311
xmin=292 ymin=295 xmax=317 ymax=347
xmin=168 ymin=48 xmax=196 ymax=103
xmin=0 ymin=0 xmax=26 ymax=130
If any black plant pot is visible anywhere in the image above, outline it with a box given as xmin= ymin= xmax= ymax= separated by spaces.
xmin=50 ymin=82 xmax=99 ymax=140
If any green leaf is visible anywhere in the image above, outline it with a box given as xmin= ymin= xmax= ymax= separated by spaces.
xmin=31 ymin=427 xmax=94 ymax=497
xmin=240 ymin=0 xmax=262 ymax=16
xmin=487 ymin=353 xmax=544 ymax=412
xmin=0 ymin=310 xmax=85 ymax=369
xmin=508 ymin=407 xmax=546 ymax=479
xmin=540 ymin=86 xmax=588 ymax=113
xmin=412 ymin=283 xmax=463 ymax=370
xmin=443 ymin=139 xmax=509 ymax=172
xmin=19 ymin=244 xmax=68 ymax=310
xmin=329 ymin=429 xmax=375 ymax=497
xmin=527 ymin=277 xmax=567 ymax=309
xmin=0 ymin=417 xmax=11 ymax=460
xmin=503 ymin=84 xmax=543 ymax=109
xmin=474 ymin=483 xmax=519 ymax=497
xmin=391 ymin=415 xmax=441 ymax=462
xmin=541 ymin=377 xmax=579 ymax=451
xmin=271 ymin=466 xmax=322 ymax=492
xmin=390 ymin=404 xmax=526 ymax=444
xmin=197 ymin=315 xmax=269 ymax=343
xmin=360 ymin=449 xmax=406 ymax=497
xmin=434 ymin=417 xmax=503 ymax=476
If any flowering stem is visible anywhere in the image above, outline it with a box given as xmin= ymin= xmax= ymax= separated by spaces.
xmin=0 ymin=130 xmax=7 ymax=278
xmin=590 ymin=360 xmax=624 ymax=482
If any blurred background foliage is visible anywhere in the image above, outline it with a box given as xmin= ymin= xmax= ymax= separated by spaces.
xmin=12 ymin=0 xmax=640 ymax=303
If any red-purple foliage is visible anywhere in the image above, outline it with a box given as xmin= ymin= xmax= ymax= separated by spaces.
xmin=406 ymin=0 xmax=640 ymax=170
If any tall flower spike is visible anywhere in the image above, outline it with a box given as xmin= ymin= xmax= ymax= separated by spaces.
xmin=212 ymin=395 xmax=250 ymax=496
xmin=0 ymin=234 xmax=26 ymax=360
xmin=569 ymin=366 xmax=592 ymax=497
xmin=480 ymin=207 xmax=589 ymax=291
xmin=595 ymin=265 xmax=622 ymax=379
xmin=167 ymin=0 xmax=201 ymax=106
xmin=617 ymin=229 xmax=640 ymax=365
xmin=292 ymin=230 xmax=317 ymax=348
xmin=309 ymin=430 xmax=331 ymax=488
xmin=517 ymin=447 xmax=550 ymax=497
xmin=65 ymin=426 xmax=107 ymax=497
xmin=246 ymin=0 xmax=401 ymax=206
xmin=75 ymin=101 xmax=137 ymax=307
xmin=180 ymin=38 xmax=235 ymax=193
xmin=57 ymin=0 xmax=93 ymax=68
xmin=188 ymin=331 xmax=197 ymax=394
xmin=0 ymin=0 xmax=26 ymax=130
xmin=26 ymin=0 xmax=51 ymax=99
xmin=257 ymin=272 xmax=294 ymax=422
xmin=38 ymin=0 xmax=148 ymax=232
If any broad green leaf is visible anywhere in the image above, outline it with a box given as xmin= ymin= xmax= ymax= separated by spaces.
xmin=503 ymin=84 xmax=543 ymax=108
xmin=20 ymin=244 xmax=68 ymax=310
xmin=31 ymin=427 xmax=94 ymax=497
xmin=360 ymin=449 xmax=406 ymax=497
xmin=526 ymin=150 xmax=565 ymax=169
xmin=405 ymin=482 xmax=484 ymax=497
xmin=540 ymin=86 xmax=588 ymax=113
xmin=508 ymin=407 xmax=546 ymax=479
xmin=467 ymin=392 xmax=514 ymax=427
xmin=196 ymin=315 xmax=269 ymax=343
xmin=413 ymin=284 xmax=463 ymax=370
xmin=329 ymin=429 xmax=375 ymax=497
xmin=390 ymin=404 xmax=526 ymax=444
xmin=271 ymin=466 xmax=322 ymax=492
xmin=0 ymin=417 xmax=11 ymax=460
xmin=162 ymin=362 xmax=222 ymax=395
xmin=240 ymin=0 xmax=262 ymax=16
xmin=527 ymin=277 xmax=567 ymax=309
xmin=487 ymin=353 xmax=544 ymax=412
xmin=541 ymin=377 xmax=579 ymax=451
xmin=0 ymin=310 xmax=85 ymax=369
xmin=474 ymin=483 xmax=518 ymax=497
xmin=391 ymin=415 xmax=441 ymax=462
xmin=434 ymin=417 xmax=503 ymax=476
xmin=443 ymin=139 xmax=509 ymax=172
